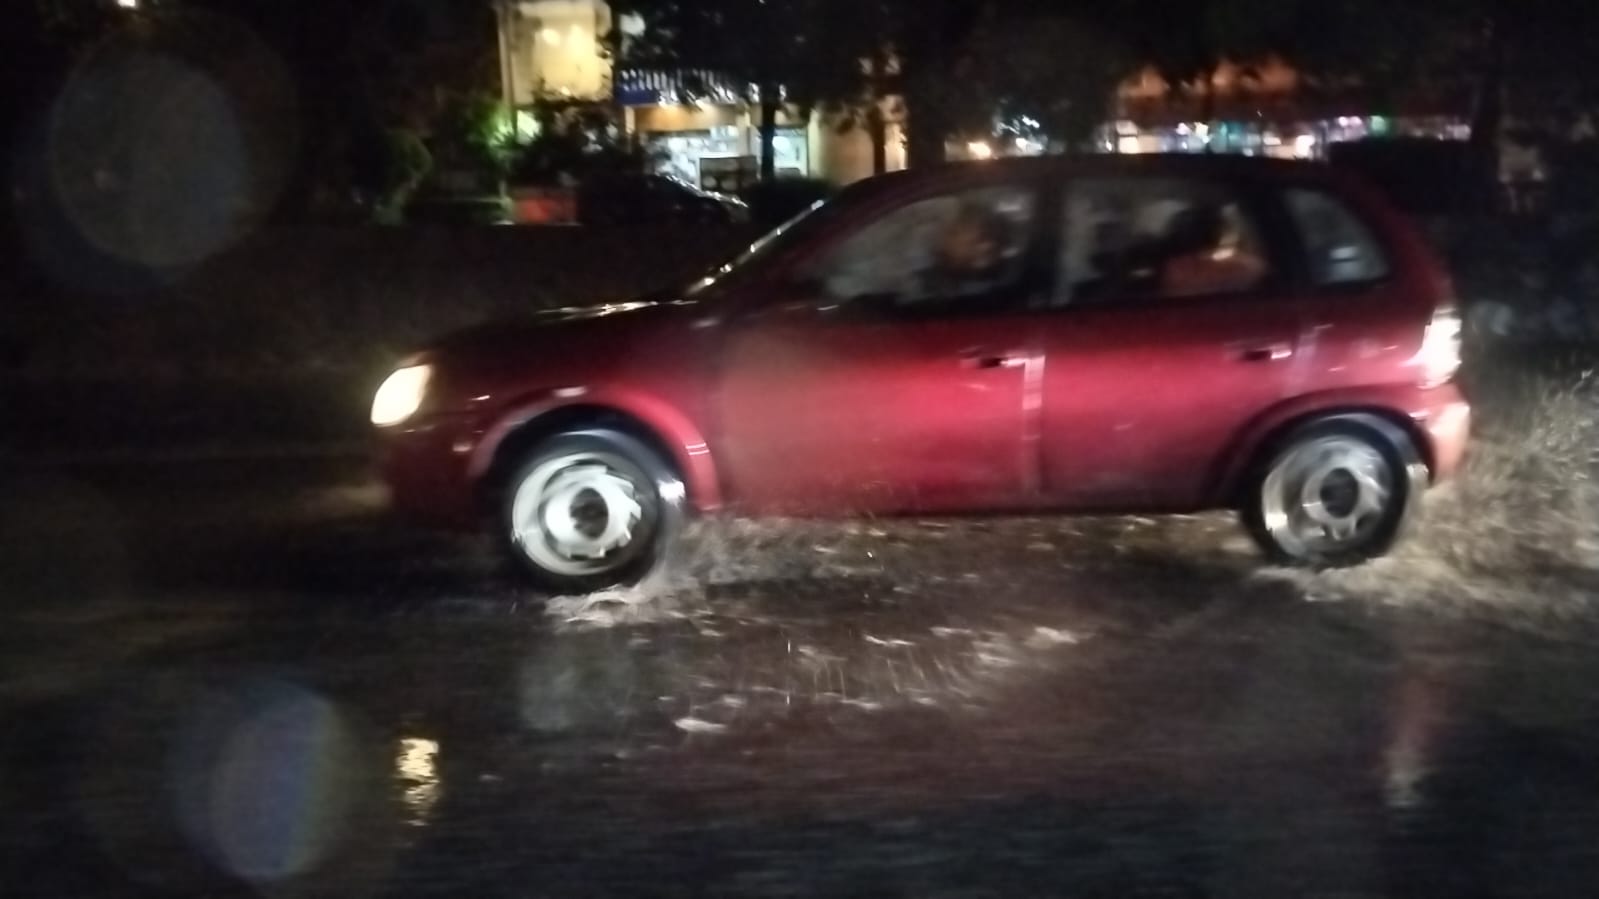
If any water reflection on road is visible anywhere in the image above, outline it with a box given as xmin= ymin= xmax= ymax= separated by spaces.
xmin=2 ymin=393 xmax=1599 ymax=895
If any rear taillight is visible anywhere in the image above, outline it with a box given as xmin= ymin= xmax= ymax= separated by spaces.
xmin=1413 ymin=305 xmax=1462 ymax=388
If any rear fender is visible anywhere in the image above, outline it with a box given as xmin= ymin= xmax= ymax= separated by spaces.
xmin=1211 ymin=386 xmax=1438 ymax=506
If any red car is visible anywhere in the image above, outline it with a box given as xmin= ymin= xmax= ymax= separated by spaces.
xmin=373 ymin=156 xmax=1470 ymax=592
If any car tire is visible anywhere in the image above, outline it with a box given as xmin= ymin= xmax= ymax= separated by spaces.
xmin=499 ymin=430 xmax=685 ymax=594
xmin=1241 ymin=417 xmax=1430 ymax=568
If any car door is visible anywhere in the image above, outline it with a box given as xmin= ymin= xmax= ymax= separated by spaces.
xmin=718 ymin=177 xmax=1048 ymax=515
xmin=1038 ymin=172 xmax=1305 ymax=510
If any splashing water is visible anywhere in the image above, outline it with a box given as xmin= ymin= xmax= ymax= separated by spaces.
xmin=1271 ymin=368 xmax=1599 ymax=618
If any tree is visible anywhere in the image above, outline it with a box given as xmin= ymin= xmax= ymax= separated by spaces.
xmin=619 ymin=0 xmax=856 ymax=182
xmin=968 ymin=7 xmax=1138 ymax=151
xmin=1190 ymin=0 xmax=1599 ymax=169
xmin=849 ymin=0 xmax=991 ymax=168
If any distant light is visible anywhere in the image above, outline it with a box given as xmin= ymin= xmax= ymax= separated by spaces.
xmin=1194 ymin=122 xmax=1211 ymax=139
xmin=1263 ymin=133 xmax=1282 ymax=146
xmin=1117 ymin=136 xmax=1143 ymax=154
xmin=1176 ymin=123 xmax=1191 ymax=136
xmin=1293 ymin=134 xmax=1317 ymax=158
xmin=116 ymin=0 xmax=139 ymax=8
xmin=396 ymin=738 xmax=442 ymax=826
xmin=967 ymin=140 xmax=994 ymax=160
xmin=541 ymin=27 xmax=563 ymax=45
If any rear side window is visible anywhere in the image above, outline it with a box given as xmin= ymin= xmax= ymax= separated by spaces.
xmin=1056 ymin=176 xmax=1273 ymax=307
xmin=1284 ymin=188 xmax=1390 ymax=286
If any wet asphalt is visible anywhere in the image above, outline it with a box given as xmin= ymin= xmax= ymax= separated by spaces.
xmin=4 ymin=364 xmax=1599 ymax=897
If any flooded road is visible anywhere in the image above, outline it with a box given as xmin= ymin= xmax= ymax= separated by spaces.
xmin=4 ymin=367 xmax=1599 ymax=897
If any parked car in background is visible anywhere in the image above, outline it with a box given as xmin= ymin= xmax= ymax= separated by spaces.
xmin=374 ymin=155 xmax=1470 ymax=593
xmin=578 ymin=173 xmax=749 ymax=226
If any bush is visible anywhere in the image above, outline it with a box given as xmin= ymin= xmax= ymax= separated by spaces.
xmin=508 ymin=102 xmax=651 ymax=188
xmin=349 ymin=128 xmax=433 ymax=225
xmin=430 ymin=93 xmax=515 ymax=179
xmin=404 ymin=195 xmax=513 ymax=227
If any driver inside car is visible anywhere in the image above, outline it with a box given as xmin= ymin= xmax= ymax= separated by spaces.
xmin=911 ymin=202 xmax=1016 ymax=301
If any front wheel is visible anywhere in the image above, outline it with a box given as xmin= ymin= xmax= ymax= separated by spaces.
xmin=1242 ymin=418 xmax=1429 ymax=568
xmin=499 ymin=430 xmax=685 ymax=594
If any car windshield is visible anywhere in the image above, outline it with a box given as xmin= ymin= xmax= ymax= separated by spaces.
xmin=681 ymin=199 xmax=832 ymax=296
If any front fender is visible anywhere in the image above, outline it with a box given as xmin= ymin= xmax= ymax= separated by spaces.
xmin=467 ymin=388 xmax=723 ymax=513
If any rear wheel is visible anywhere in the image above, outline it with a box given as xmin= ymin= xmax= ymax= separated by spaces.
xmin=1242 ymin=418 xmax=1429 ymax=568
xmin=499 ymin=430 xmax=684 ymax=593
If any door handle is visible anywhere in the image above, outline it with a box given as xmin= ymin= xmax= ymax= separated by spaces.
xmin=960 ymin=350 xmax=1026 ymax=370
xmin=1233 ymin=342 xmax=1295 ymax=362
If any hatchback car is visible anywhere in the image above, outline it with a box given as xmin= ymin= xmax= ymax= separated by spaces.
xmin=374 ymin=155 xmax=1470 ymax=592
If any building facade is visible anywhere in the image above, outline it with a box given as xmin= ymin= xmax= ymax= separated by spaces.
xmin=495 ymin=0 xmax=907 ymax=188
xmin=497 ymin=3 xmax=1470 ymax=183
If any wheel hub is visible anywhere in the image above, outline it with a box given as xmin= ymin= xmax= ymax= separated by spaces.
xmin=1262 ymin=436 xmax=1395 ymax=556
xmin=510 ymin=452 xmax=652 ymax=577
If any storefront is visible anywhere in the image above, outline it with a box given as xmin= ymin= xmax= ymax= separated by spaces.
xmin=1100 ymin=59 xmax=1472 ymax=161
xmin=618 ymin=69 xmax=816 ymax=192
xmin=1099 ymin=114 xmax=1470 ymax=161
xmin=640 ymin=125 xmax=810 ymax=191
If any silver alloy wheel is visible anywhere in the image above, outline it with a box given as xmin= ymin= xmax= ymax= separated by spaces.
xmin=1259 ymin=435 xmax=1396 ymax=560
xmin=509 ymin=452 xmax=649 ymax=577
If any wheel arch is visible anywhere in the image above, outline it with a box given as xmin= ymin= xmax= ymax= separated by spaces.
xmin=1217 ymin=405 xmax=1434 ymax=507
xmin=471 ymin=398 xmax=721 ymax=514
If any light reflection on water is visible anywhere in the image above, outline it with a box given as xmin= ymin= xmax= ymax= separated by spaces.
xmin=1383 ymin=671 xmax=1446 ymax=814
xmin=396 ymin=737 xmax=442 ymax=827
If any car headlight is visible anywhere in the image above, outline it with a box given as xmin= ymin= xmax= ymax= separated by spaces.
xmin=371 ymin=364 xmax=432 ymax=427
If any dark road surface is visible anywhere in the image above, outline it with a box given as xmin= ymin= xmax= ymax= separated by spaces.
xmin=4 ymin=375 xmax=1599 ymax=896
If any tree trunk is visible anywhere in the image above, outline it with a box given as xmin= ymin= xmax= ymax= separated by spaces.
xmin=757 ymin=80 xmax=779 ymax=182
xmin=868 ymin=101 xmax=888 ymax=175
xmin=1469 ymin=19 xmax=1507 ymax=187
xmin=902 ymin=77 xmax=948 ymax=170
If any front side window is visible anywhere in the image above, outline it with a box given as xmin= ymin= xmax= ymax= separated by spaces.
xmin=1057 ymin=177 xmax=1272 ymax=306
xmin=1284 ymin=188 xmax=1391 ymax=286
xmin=805 ymin=185 xmax=1037 ymax=314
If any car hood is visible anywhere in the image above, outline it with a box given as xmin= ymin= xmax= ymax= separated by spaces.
xmin=421 ymin=298 xmax=706 ymax=384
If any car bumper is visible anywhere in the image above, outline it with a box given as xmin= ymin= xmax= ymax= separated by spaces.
xmin=378 ymin=418 xmax=481 ymax=530
xmin=1415 ymin=384 xmax=1471 ymax=483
